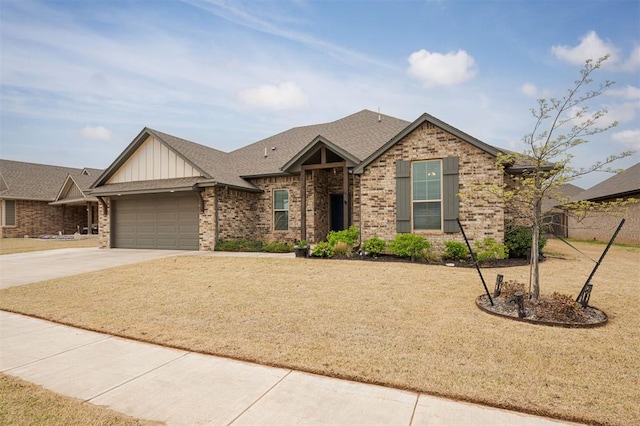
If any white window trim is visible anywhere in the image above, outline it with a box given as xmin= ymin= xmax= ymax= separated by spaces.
xmin=273 ymin=189 xmax=289 ymax=231
xmin=411 ymin=159 xmax=443 ymax=231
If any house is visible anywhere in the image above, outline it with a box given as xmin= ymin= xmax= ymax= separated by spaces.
xmin=542 ymin=183 xmax=585 ymax=238
xmin=0 ymin=160 xmax=103 ymax=238
xmin=90 ymin=110 xmax=518 ymax=250
xmin=567 ymin=163 xmax=640 ymax=244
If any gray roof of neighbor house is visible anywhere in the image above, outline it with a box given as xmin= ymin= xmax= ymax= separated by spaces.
xmin=0 ymin=159 xmax=102 ymax=201
xmin=571 ymin=163 xmax=640 ymax=202
xmin=542 ymin=183 xmax=584 ymax=211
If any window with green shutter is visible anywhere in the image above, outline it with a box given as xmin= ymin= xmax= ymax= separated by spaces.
xmin=412 ymin=160 xmax=442 ymax=230
xmin=396 ymin=157 xmax=459 ymax=233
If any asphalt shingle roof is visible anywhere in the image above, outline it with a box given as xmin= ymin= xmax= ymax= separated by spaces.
xmin=571 ymin=163 xmax=640 ymax=202
xmin=0 ymin=160 xmax=103 ymax=201
xmin=228 ymin=110 xmax=411 ymax=177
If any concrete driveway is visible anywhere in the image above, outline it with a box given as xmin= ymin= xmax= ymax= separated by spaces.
xmin=0 ymin=247 xmax=187 ymax=289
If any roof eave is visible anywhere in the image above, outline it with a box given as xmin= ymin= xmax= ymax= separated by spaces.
xmin=280 ymin=135 xmax=360 ymax=173
xmin=354 ymin=112 xmax=500 ymax=174
xmin=91 ymin=128 xmax=211 ymax=189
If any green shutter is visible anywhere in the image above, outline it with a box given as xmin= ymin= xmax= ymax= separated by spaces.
xmin=396 ymin=160 xmax=411 ymax=233
xmin=443 ymin=156 xmax=459 ymax=233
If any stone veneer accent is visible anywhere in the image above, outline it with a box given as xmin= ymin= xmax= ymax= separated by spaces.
xmin=1 ymin=200 xmax=88 ymax=238
xmin=98 ymin=199 xmax=111 ymax=248
xmin=355 ymin=121 xmax=504 ymax=248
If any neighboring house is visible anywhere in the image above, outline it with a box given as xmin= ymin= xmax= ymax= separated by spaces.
xmin=0 ymin=160 xmax=102 ymax=238
xmin=566 ymin=163 xmax=640 ymax=244
xmin=542 ymin=183 xmax=584 ymax=238
xmin=91 ymin=109 xmax=525 ymax=250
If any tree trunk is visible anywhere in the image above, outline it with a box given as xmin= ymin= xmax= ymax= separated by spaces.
xmin=531 ymin=215 xmax=540 ymax=300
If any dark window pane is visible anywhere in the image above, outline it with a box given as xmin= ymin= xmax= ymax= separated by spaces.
xmin=274 ymin=211 xmax=288 ymax=230
xmin=5 ymin=200 xmax=16 ymax=226
xmin=413 ymin=201 xmax=441 ymax=230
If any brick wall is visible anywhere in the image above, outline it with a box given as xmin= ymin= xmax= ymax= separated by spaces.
xmin=567 ymin=196 xmax=640 ymax=243
xmin=98 ymin=199 xmax=111 ymax=248
xmin=63 ymin=205 xmax=88 ymax=234
xmin=355 ymin=121 xmax=504 ymax=248
xmin=247 ymin=175 xmax=302 ymax=243
xmin=215 ymin=187 xmax=260 ymax=242
xmin=1 ymin=200 xmax=63 ymax=238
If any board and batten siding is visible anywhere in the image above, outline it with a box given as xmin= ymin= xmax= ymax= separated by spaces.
xmin=107 ymin=136 xmax=200 ymax=183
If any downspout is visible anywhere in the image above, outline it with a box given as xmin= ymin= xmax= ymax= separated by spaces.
xmin=214 ymin=187 xmax=220 ymax=246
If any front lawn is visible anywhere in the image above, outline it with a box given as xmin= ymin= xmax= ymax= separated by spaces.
xmin=0 ymin=239 xmax=637 ymax=425
xmin=0 ymin=374 xmax=157 ymax=425
xmin=0 ymin=237 xmax=99 ymax=255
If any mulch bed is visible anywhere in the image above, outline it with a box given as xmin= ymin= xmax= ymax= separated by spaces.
xmin=476 ymin=294 xmax=608 ymax=328
xmin=309 ymin=253 xmax=531 ymax=268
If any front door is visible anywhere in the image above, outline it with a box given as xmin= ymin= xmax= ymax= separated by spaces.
xmin=330 ymin=194 xmax=344 ymax=232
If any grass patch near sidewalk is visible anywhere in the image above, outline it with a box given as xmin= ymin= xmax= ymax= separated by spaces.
xmin=1 ymin=239 xmax=638 ymax=425
xmin=0 ymin=374 xmax=158 ymax=425
xmin=0 ymin=238 xmax=99 ymax=255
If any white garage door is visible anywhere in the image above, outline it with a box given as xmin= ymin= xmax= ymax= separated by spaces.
xmin=112 ymin=192 xmax=199 ymax=250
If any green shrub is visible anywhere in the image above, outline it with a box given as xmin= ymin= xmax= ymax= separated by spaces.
xmin=262 ymin=241 xmax=293 ymax=253
xmin=333 ymin=241 xmax=353 ymax=257
xmin=474 ymin=238 xmax=508 ymax=261
xmin=362 ymin=237 xmax=386 ymax=257
xmin=505 ymin=225 xmax=547 ymax=258
xmin=311 ymin=241 xmax=334 ymax=258
xmin=327 ymin=225 xmax=359 ymax=247
xmin=388 ymin=234 xmax=431 ymax=259
xmin=444 ymin=241 xmax=469 ymax=261
xmin=295 ymin=240 xmax=308 ymax=248
xmin=421 ymin=247 xmax=443 ymax=263
xmin=215 ymin=239 xmax=262 ymax=252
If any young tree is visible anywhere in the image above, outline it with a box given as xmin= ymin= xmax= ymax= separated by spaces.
xmin=467 ymin=56 xmax=633 ymax=300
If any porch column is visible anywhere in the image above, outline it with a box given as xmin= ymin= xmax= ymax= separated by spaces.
xmin=87 ymin=202 xmax=92 ymax=234
xmin=300 ymin=168 xmax=307 ymax=241
xmin=343 ymin=165 xmax=349 ymax=228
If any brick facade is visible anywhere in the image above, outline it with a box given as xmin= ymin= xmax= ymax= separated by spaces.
xmin=567 ymin=196 xmax=640 ymax=243
xmin=98 ymin=199 xmax=111 ymax=248
xmin=1 ymin=200 xmax=90 ymax=238
xmin=355 ymin=121 xmax=504 ymax=249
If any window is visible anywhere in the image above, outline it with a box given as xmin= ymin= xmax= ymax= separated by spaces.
xmin=1 ymin=200 xmax=16 ymax=226
xmin=273 ymin=189 xmax=289 ymax=230
xmin=412 ymin=160 xmax=442 ymax=230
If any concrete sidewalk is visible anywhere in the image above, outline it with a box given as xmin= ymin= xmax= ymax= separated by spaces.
xmin=1 ymin=311 xmax=578 ymax=425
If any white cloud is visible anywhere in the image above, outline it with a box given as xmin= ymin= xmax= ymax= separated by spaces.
xmin=407 ymin=49 xmax=477 ymax=88
xmin=622 ymin=45 xmax=640 ymax=72
xmin=80 ymin=125 xmax=112 ymax=141
xmin=551 ymin=31 xmax=620 ymax=66
xmin=607 ymin=85 xmax=640 ymax=100
xmin=611 ymin=129 xmax=640 ymax=151
xmin=521 ymin=82 xmax=551 ymax=98
xmin=238 ymin=82 xmax=309 ymax=110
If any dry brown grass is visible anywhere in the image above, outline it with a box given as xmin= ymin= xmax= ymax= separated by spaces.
xmin=0 ymin=238 xmax=99 ymax=255
xmin=0 ymin=373 xmax=159 ymax=425
xmin=1 ymin=239 xmax=638 ymax=425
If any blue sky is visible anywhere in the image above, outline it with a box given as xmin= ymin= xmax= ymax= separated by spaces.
xmin=1 ymin=0 xmax=638 ymax=188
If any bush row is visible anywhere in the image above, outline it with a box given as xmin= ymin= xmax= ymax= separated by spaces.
xmin=215 ymin=225 xmax=546 ymax=260
xmin=311 ymin=224 xmax=545 ymax=262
